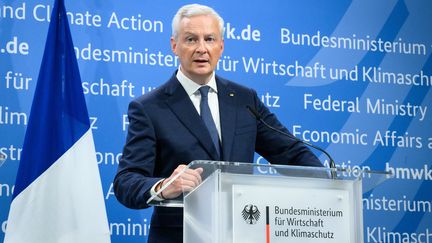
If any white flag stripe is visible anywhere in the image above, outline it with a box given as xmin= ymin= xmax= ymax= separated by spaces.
xmin=5 ymin=130 xmax=110 ymax=243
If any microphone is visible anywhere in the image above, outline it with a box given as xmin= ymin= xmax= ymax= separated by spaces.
xmin=0 ymin=154 xmax=5 ymax=168
xmin=246 ymin=105 xmax=337 ymax=179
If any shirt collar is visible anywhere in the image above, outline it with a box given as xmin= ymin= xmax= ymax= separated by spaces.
xmin=176 ymin=68 xmax=218 ymax=96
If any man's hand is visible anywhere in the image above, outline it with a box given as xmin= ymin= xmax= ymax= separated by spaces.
xmin=156 ymin=164 xmax=204 ymax=199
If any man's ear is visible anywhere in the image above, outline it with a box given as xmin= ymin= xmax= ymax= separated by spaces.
xmin=170 ymin=37 xmax=177 ymax=55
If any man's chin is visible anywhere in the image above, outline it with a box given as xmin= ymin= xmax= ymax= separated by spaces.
xmin=192 ymin=63 xmax=211 ymax=69
xmin=187 ymin=71 xmax=213 ymax=84
xmin=192 ymin=67 xmax=213 ymax=76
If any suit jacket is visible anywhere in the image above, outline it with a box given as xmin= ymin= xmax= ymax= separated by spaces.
xmin=113 ymin=72 xmax=322 ymax=242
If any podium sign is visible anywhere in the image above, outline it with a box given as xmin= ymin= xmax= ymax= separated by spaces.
xmin=147 ymin=161 xmax=389 ymax=243
xmin=232 ymin=178 xmax=353 ymax=242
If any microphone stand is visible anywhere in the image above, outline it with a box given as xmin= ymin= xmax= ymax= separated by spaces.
xmin=246 ymin=105 xmax=337 ymax=179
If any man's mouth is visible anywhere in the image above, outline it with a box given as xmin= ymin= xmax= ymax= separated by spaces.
xmin=193 ymin=59 xmax=209 ymax=63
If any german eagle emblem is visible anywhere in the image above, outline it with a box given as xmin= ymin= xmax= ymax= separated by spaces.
xmin=242 ymin=204 xmax=260 ymax=225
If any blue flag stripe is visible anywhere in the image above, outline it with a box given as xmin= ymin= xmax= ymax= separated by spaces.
xmin=13 ymin=0 xmax=89 ymax=199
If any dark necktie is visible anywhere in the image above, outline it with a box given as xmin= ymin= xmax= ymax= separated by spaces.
xmin=199 ymin=86 xmax=221 ymax=158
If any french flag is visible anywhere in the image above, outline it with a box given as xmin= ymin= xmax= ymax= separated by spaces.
xmin=4 ymin=0 xmax=110 ymax=242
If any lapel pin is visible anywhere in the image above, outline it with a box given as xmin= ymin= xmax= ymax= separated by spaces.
xmin=229 ymin=93 xmax=234 ymax=97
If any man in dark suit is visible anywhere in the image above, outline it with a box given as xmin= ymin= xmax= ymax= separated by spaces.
xmin=114 ymin=3 xmax=323 ymax=243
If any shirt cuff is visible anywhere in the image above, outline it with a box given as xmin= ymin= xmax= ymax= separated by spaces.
xmin=150 ymin=178 xmax=165 ymax=201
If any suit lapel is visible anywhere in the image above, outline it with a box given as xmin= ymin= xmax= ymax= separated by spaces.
xmin=217 ymin=77 xmax=237 ymax=161
xmin=163 ymin=76 xmax=220 ymax=160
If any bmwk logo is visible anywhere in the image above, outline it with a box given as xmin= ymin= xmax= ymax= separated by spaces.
xmin=242 ymin=204 xmax=261 ymax=225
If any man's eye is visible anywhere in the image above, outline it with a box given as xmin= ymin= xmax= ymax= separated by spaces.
xmin=206 ymin=37 xmax=215 ymax=42
xmin=185 ymin=37 xmax=196 ymax=43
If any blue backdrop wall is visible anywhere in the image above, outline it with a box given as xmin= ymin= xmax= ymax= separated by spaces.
xmin=1 ymin=0 xmax=431 ymax=242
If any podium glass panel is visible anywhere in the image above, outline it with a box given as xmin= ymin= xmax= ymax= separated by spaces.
xmin=147 ymin=160 xmax=390 ymax=243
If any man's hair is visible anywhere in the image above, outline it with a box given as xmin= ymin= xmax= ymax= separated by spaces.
xmin=172 ymin=4 xmax=225 ymax=40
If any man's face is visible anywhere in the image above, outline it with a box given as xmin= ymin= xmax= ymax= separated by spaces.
xmin=171 ymin=15 xmax=224 ymax=84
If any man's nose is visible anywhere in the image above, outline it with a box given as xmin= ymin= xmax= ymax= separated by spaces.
xmin=195 ymin=40 xmax=207 ymax=53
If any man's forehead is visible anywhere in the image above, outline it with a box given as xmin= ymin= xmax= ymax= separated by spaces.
xmin=180 ymin=15 xmax=218 ymax=27
xmin=178 ymin=16 xmax=220 ymax=35
xmin=181 ymin=30 xmax=217 ymax=36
